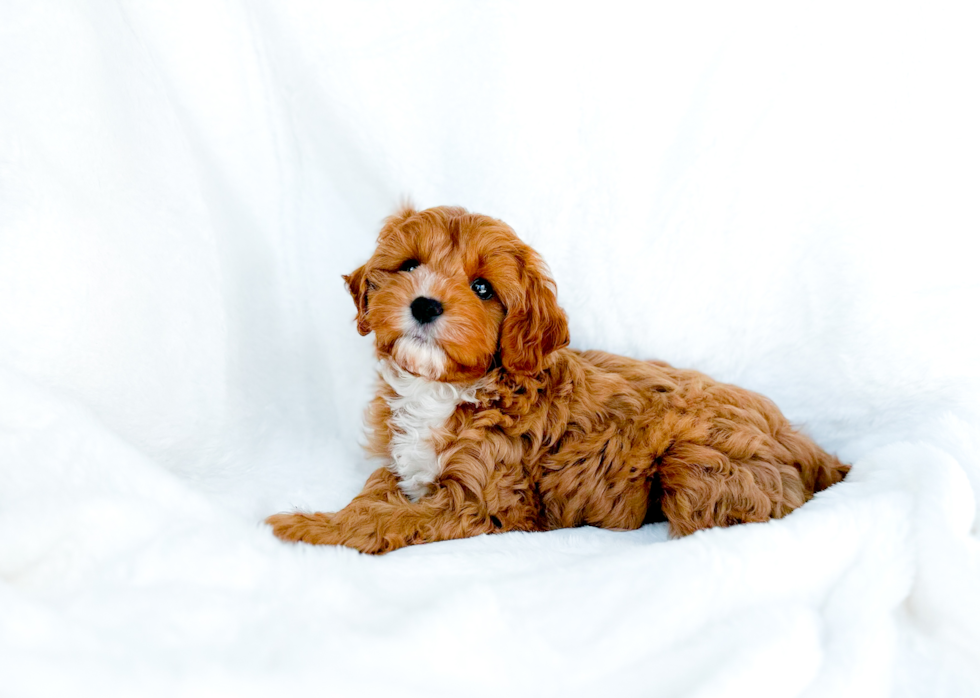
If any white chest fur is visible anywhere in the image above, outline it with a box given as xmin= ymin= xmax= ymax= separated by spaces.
xmin=380 ymin=362 xmax=478 ymax=501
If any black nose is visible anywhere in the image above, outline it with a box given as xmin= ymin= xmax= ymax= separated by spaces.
xmin=410 ymin=297 xmax=443 ymax=325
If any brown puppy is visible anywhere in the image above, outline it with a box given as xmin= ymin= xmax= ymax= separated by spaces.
xmin=267 ymin=205 xmax=848 ymax=554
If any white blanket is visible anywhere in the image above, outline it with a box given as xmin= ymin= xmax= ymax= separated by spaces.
xmin=2 ymin=2 xmax=978 ymax=696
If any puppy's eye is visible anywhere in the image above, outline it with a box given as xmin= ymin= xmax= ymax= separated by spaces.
xmin=399 ymin=259 xmax=420 ymax=273
xmin=471 ymin=278 xmax=493 ymax=300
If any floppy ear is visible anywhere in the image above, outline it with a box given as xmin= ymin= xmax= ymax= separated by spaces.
xmin=342 ymin=203 xmax=417 ymax=337
xmin=499 ymin=253 xmax=570 ymax=374
xmin=342 ymin=264 xmax=372 ymax=336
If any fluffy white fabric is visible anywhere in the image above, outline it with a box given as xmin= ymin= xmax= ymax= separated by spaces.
xmin=1 ymin=2 xmax=978 ymax=696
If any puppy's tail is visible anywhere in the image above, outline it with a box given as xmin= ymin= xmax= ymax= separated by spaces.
xmin=785 ymin=427 xmax=849 ymax=495
xmin=813 ymin=453 xmax=850 ymax=492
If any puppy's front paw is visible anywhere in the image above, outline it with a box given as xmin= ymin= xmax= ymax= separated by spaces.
xmin=265 ymin=511 xmax=337 ymax=545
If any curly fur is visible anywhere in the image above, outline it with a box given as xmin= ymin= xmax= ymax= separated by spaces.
xmin=267 ymin=205 xmax=849 ymax=554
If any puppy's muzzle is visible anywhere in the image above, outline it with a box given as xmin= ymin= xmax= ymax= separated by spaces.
xmin=410 ymin=296 xmax=443 ymax=325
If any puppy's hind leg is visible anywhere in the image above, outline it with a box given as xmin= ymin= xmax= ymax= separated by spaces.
xmin=653 ymin=442 xmax=797 ymax=537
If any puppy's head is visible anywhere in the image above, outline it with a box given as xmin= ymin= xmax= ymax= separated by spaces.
xmin=344 ymin=205 xmax=569 ymax=382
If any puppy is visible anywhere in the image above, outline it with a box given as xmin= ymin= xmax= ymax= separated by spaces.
xmin=267 ymin=205 xmax=848 ymax=554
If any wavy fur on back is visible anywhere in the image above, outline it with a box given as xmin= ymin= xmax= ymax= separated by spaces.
xmin=267 ymin=206 xmax=848 ymax=553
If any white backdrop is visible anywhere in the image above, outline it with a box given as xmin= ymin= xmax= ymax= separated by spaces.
xmin=2 ymin=2 xmax=979 ymax=696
